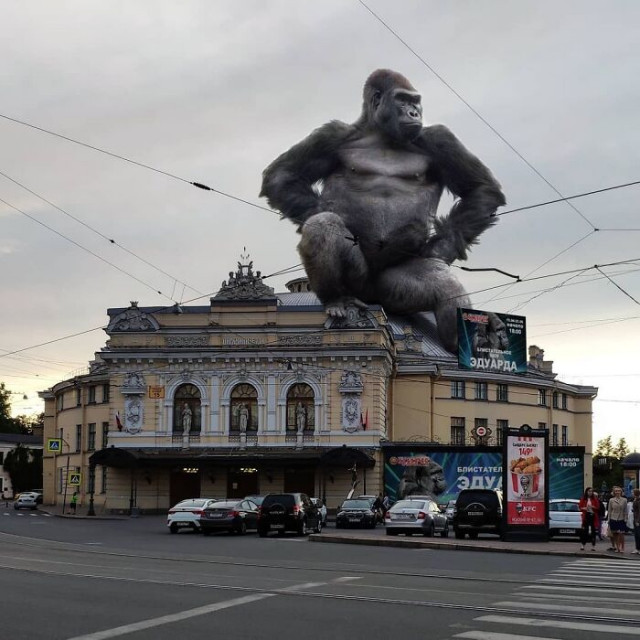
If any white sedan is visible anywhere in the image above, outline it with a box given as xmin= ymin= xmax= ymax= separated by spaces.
xmin=167 ymin=498 xmax=218 ymax=533
xmin=548 ymin=498 xmax=582 ymax=538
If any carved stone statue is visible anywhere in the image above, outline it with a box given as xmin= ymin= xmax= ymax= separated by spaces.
xmin=295 ymin=402 xmax=306 ymax=434
xmin=181 ymin=403 xmax=192 ymax=433
xmin=237 ymin=403 xmax=249 ymax=433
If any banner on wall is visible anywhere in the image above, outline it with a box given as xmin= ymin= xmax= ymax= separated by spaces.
xmin=457 ymin=308 xmax=527 ymax=373
xmin=383 ymin=448 xmax=581 ymax=505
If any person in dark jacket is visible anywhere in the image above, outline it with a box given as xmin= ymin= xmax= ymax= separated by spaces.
xmin=579 ymin=487 xmax=600 ymax=551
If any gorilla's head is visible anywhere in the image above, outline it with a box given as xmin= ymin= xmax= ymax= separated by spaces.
xmin=361 ymin=69 xmax=423 ymax=143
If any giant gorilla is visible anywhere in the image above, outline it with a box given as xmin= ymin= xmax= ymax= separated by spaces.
xmin=260 ymin=69 xmax=505 ymax=352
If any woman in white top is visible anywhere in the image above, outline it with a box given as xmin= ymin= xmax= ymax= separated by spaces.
xmin=607 ymin=486 xmax=628 ymax=553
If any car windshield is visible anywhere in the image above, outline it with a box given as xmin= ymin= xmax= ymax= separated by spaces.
xmin=391 ymin=500 xmax=426 ymax=510
xmin=552 ymin=501 xmax=580 ymax=512
xmin=245 ymin=496 xmax=264 ymax=506
xmin=209 ymin=501 xmax=238 ymax=509
xmin=341 ymin=500 xmax=370 ymax=509
xmin=262 ymin=495 xmax=296 ymax=507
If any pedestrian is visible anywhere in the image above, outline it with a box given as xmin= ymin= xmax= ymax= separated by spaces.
xmin=632 ymin=488 xmax=640 ymax=555
xmin=593 ymin=491 xmax=606 ymax=540
xmin=579 ymin=487 xmax=600 ymax=551
xmin=382 ymin=494 xmax=390 ymax=513
xmin=607 ymin=486 xmax=628 ymax=553
xmin=70 ymin=491 xmax=78 ymax=515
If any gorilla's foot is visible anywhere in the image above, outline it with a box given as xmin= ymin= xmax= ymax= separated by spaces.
xmin=325 ymin=297 xmax=368 ymax=318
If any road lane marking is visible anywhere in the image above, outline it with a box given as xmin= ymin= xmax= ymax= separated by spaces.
xmin=518 ymin=584 xmax=639 ymax=595
xmin=475 ymin=615 xmax=640 ymax=635
xmin=333 ymin=576 xmax=362 ymax=582
xmin=495 ymin=601 xmax=640 ymax=617
xmin=455 ymin=633 xmax=557 ymax=640
xmin=526 ymin=592 xmax=640 ymax=605
xmin=66 ymin=593 xmax=276 ymax=640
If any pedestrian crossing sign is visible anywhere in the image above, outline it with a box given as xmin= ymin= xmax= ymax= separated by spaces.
xmin=68 ymin=472 xmax=81 ymax=486
xmin=47 ymin=438 xmax=62 ymax=453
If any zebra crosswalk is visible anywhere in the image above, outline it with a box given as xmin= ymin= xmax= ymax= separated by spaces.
xmin=448 ymin=557 xmax=640 ymax=640
xmin=1 ymin=511 xmax=52 ymax=517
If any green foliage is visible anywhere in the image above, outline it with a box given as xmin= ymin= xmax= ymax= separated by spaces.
xmin=613 ymin=437 xmax=630 ymax=459
xmin=0 ymin=383 xmax=31 ymax=434
xmin=593 ymin=435 xmax=631 ymax=495
xmin=595 ymin=435 xmax=613 ymax=457
xmin=3 ymin=444 xmax=42 ymax=494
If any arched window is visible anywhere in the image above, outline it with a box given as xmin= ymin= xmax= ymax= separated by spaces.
xmin=230 ymin=384 xmax=258 ymax=432
xmin=286 ymin=383 xmax=315 ymax=432
xmin=173 ymin=384 xmax=201 ymax=434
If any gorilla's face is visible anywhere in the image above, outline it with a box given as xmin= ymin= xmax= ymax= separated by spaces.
xmin=373 ymin=88 xmax=423 ymax=142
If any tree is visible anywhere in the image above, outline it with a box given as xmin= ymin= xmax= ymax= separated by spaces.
xmin=0 ymin=383 xmax=29 ymax=434
xmin=613 ymin=437 xmax=630 ymax=459
xmin=595 ymin=435 xmax=614 ymax=457
xmin=3 ymin=444 xmax=42 ymax=494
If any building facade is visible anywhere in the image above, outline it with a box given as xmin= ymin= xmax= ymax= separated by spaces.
xmin=41 ymin=260 xmax=597 ymax=514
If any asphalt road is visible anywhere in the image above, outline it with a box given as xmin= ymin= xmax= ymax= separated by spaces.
xmin=1 ymin=510 xmax=639 ymax=640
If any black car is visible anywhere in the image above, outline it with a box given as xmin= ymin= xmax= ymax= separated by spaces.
xmin=453 ymin=489 xmax=503 ymax=539
xmin=200 ymin=499 xmax=259 ymax=536
xmin=258 ymin=493 xmax=322 ymax=537
xmin=336 ymin=499 xmax=377 ymax=529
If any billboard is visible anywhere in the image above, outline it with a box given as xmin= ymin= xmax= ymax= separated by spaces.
xmin=457 ymin=308 xmax=527 ymax=373
xmin=384 ymin=448 xmax=582 ymax=504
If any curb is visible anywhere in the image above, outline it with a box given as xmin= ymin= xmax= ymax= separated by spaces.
xmin=308 ymin=533 xmax=624 ymax=559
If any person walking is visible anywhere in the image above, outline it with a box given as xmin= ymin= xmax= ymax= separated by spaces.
xmin=632 ymin=488 xmax=640 ymax=555
xmin=607 ymin=486 xmax=628 ymax=553
xmin=579 ymin=487 xmax=600 ymax=551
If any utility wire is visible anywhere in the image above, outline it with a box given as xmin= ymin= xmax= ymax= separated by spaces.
xmin=0 ymin=195 xmax=177 ymax=303
xmin=594 ymin=266 xmax=640 ymax=306
xmin=0 ymin=112 xmax=278 ymax=217
xmin=0 ymin=169 xmax=204 ymax=296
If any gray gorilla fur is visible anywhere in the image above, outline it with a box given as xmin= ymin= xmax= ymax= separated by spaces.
xmin=260 ymin=69 xmax=505 ymax=352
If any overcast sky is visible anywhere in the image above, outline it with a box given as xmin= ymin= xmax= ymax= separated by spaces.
xmin=1 ymin=1 xmax=639 ymax=451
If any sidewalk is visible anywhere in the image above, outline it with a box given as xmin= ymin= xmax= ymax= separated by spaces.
xmin=39 ymin=502 xmax=129 ymax=520
xmin=309 ymin=527 xmax=640 ymax=560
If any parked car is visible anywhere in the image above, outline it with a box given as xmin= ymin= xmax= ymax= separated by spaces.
xmin=200 ymin=499 xmax=259 ymax=536
xmin=14 ymin=494 xmax=38 ymax=510
xmin=453 ymin=489 xmax=503 ymax=539
xmin=258 ymin=493 xmax=322 ymax=537
xmin=310 ymin=498 xmax=328 ymax=525
xmin=384 ymin=497 xmax=449 ymax=537
xmin=336 ymin=498 xmax=377 ymax=529
xmin=244 ymin=495 xmax=266 ymax=507
xmin=356 ymin=495 xmax=384 ymax=523
xmin=167 ymin=498 xmax=218 ymax=534
xmin=548 ymin=498 xmax=582 ymax=539
xmin=443 ymin=499 xmax=456 ymax=524
xmin=25 ymin=490 xmax=43 ymax=504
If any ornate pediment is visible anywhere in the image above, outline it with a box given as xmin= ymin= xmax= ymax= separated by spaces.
xmin=108 ymin=302 xmax=159 ymax=333
xmin=324 ymin=305 xmax=377 ymax=329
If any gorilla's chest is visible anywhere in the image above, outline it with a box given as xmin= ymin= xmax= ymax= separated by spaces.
xmin=339 ymin=142 xmax=429 ymax=179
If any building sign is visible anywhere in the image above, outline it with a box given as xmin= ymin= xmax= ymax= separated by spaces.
xmin=384 ymin=448 xmax=580 ymax=504
xmin=46 ymin=438 xmax=62 ymax=453
xmin=502 ymin=424 xmax=548 ymax=541
xmin=457 ymin=308 xmax=527 ymax=373
xmin=148 ymin=386 xmax=165 ymax=399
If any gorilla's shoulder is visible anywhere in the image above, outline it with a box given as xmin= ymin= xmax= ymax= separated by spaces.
xmin=419 ymin=124 xmax=457 ymax=150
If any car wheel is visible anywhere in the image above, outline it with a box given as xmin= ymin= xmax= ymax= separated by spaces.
xmin=454 ymin=529 xmax=465 ymax=539
xmin=169 ymin=524 xmax=178 ymax=534
xmin=468 ymin=531 xmax=479 ymax=540
xmin=424 ymin=523 xmax=435 ymax=538
xmin=314 ymin=519 xmax=322 ymax=534
xmin=440 ymin=524 xmax=449 ymax=538
xmin=237 ymin=521 xmax=247 ymax=536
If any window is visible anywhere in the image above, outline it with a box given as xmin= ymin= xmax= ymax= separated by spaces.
xmin=552 ymin=392 xmax=559 ymax=409
xmin=562 ymin=394 xmax=568 ymax=410
xmin=552 ymin=424 xmax=558 ymax=446
xmin=496 ymin=384 xmax=509 ymax=402
xmin=562 ymin=425 xmax=568 ymax=446
xmin=76 ymin=388 xmax=82 ymax=407
xmin=451 ymin=381 xmax=466 ymax=399
xmin=75 ymin=424 xmax=82 ymax=452
xmin=475 ymin=382 xmax=488 ymax=401
xmin=538 ymin=422 xmax=547 ymax=430
xmin=538 ymin=389 xmax=547 ymax=406
xmin=87 ymin=470 xmax=95 ymax=494
xmin=56 ymin=394 xmax=64 ymax=412
xmin=475 ymin=418 xmax=488 ymax=430
xmin=230 ymin=383 xmax=258 ymax=433
xmin=101 ymin=467 xmax=107 ymax=494
xmin=173 ymin=384 xmax=202 ymax=434
xmin=496 ymin=419 xmax=508 ymax=446
xmin=102 ymin=422 xmax=109 ymax=448
xmin=286 ymin=383 xmax=315 ymax=433
xmin=88 ymin=386 xmax=96 ymax=404
xmin=102 ymin=384 xmax=110 ymax=404
xmin=87 ymin=423 xmax=96 ymax=451
xmin=450 ymin=417 xmax=465 ymax=445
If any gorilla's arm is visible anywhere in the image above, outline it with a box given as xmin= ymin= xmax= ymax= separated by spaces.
xmin=419 ymin=125 xmax=506 ymax=264
xmin=260 ymin=121 xmax=353 ymax=227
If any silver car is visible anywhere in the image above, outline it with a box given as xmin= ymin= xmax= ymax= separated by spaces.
xmin=385 ymin=497 xmax=449 ymax=537
xmin=14 ymin=493 xmax=38 ymax=510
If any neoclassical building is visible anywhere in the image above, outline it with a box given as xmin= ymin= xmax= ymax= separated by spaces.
xmin=41 ymin=259 xmax=597 ymax=514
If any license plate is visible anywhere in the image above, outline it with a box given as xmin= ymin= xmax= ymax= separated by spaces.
xmin=175 ymin=522 xmax=189 ymax=527
xmin=559 ymin=528 xmax=576 ymax=534
xmin=348 ymin=517 xmax=360 ymax=522
xmin=270 ymin=510 xmax=285 ymax=516
xmin=272 ymin=524 xmax=285 ymax=530
xmin=393 ymin=514 xmax=412 ymax=520
xmin=209 ymin=513 xmax=224 ymax=518
xmin=468 ymin=511 xmax=483 ymax=516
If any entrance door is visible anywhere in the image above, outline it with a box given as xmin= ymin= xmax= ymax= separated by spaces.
xmin=227 ymin=470 xmax=259 ymax=499
xmin=169 ymin=471 xmax=201 ymax=506
xmin=284 ymin=467 xmax=316 ymax=497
